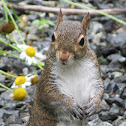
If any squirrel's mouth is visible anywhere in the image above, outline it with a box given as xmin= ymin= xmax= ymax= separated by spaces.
xmin=56 ymin=50 xmax=73 ymax=65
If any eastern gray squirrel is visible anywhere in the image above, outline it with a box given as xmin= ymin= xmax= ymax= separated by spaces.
xmin=28 ymin=10 xmax=104 ymax=126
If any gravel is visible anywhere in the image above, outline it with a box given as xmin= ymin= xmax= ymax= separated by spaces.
xmin=0 ymin=0 xmax=126 ymax=125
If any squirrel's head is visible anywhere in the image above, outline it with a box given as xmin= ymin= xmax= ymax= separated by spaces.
xmin=50 ymin=9 xmax=90 ymax=65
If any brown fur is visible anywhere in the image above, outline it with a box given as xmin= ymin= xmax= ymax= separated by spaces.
xmin=28 ymin=10 xmax=104 ymax=126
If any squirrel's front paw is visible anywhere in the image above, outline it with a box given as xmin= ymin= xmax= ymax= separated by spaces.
xmin=83 ymin=98 xmax=98 ymax=116
xmin=68 ymin=104 xmax=84 ymax=120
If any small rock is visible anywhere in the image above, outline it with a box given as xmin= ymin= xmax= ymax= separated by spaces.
xmin=99 ymin=111 xmax=111 ymax=121
xmin=105 ymin=97 xmax=124 ymax=107
xmin=90 ymin=43 xmax=102 ymax=57
xmin=108 ymin=31 xmax=126 ymax=48
xmin=22 ymin=67 xmax=29 ymax=76
xmin=113 ymin=116 xmax=126 ymax=126
xmin=118 ymin=58 xmax=126 ymax=67
xmin=88 ymin=118 xmax=113 ymax=126
xmin=104 ymin=20 xmax=117 ymax=33
xmin=112 ymin=71 xmax=123 ymax=78
xmin=0 ymin=87 xmax=6 ymax=94
xmin=99 ymin=104 xmax=122 ymax=121
xmin=9 ymin=30 xmax=26 ymax=44
xmin=121 ymin=88 xmax=126 ymax=99
xmin=0 ymin=90 xmax=12 ymax=101
xmin=28 ymin=14 xmax=39 ymax=21
xmin=5 ymin=115 xmax=16 ymax=125
xmin=120 ymin=46 xmax=126 ymax=57
xmin=124 ymin=111 xmax=126 ymax=119
xmin=104 ymin=81 xmax=118 ymax=93
xmin=108 ymin=60 xmax=122 ymax=69
xmin=26 ymin=33 xmax=39 ymax=41
xmin=102 ymin=48 xmax=118 ymax=58
xmin=107 ymin=54 xmax=125 ymax=62
xmin=97 ymin=122 xmax=113 ymax=126
xmin=114 ymin=74 xmax=126 ymax=83
xmin=88 ymin=118 xmax=101 ymax=126
xmin=119 ymin=122 xmax=126 ymax=126
xmin=21 ymin=116 xmax=29 ymax=123
xmin=109 ymin=103 xmax=123 ymax=116
xmin=98 ymin=99 xmax=110 ymax=111
xmin=0 ymin=118 xmax=4 ymax=126
xmin=116 ymin=83 xmax=126 ymax=90
xmin=10 ymin=124 xmax=25 ymax=126
xmin=89 ymin=22 xmax=104 ymax=38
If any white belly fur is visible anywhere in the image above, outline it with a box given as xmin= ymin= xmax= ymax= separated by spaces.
xmin=51 ymin=58 xmax=99 ymax=126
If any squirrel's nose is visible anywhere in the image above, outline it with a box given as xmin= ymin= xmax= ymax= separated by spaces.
xmin=59 ymin=50 xmax=70 ymax=61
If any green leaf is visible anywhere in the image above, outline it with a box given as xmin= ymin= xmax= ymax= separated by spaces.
xmin=0 ymin=20 xmax=5 ymax=24
xmin=40 ymin=19 xmax=47 ymax=24
xmin=31 ymin=19 xmax=40 ymax=25
xmin=47 ymin=20 xmax=55 ymax=26
xmin=40 ymin=19 xmax=55 ymax=26
xmin=0 ymin=52 xmax=3 ymax=56
xmin=38 ymin=24 xmax=44 ymax=30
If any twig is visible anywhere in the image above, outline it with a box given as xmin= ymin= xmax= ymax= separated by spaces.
xmin=63 ymin=0 xmax=126 ymax=25
xmin=0 ymin=1 xmax=126 ymax=16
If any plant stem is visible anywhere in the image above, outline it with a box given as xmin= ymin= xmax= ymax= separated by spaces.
xmin=7 ymin=2 xmax=21 ymax=22
xmin=0 ymin=83 xmax=13 ymax=92
xmin=7 ymin=34 xmax=18 ymax=45
xmin=63 ymin=0 xmax=126 ymax=26
xmin=32 ymin=65 xmax=37 ymax=75
xmin=3 ymin=2 xmax=8 ymax=22
xmin=36 ymin=60 xmax=44 ymax=66
xmin=37 ymin=64 xmax=43 ymax=70
xmin=1 ymin=0 xmax=25 ymax=44
xmin=0 ymin=70 xmax=17 ymax=78
xmin=0 ymin=50 xmax=22 ymax=60
xmin=0 ymin=39 xmax=22 ymax=52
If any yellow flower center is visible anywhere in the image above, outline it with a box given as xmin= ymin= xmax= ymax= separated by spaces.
xmin=13 ymin=87 xmax=27 ymax=100
xmin=25 ymin=46 xmax=36 ymax=57
xmin=15 ymin=76 xmax=26 ymax=86
xmin=31 ymin=75 xmax=38 ymax=84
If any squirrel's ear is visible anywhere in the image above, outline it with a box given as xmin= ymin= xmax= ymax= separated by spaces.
xmin=82 ymin=12 xmax=90 ymax=35
xmin=56 ymin=9 xmax=63 ymax=29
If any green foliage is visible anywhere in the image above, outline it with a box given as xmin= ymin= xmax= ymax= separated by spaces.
xmin=0 ymin=20 xmax=5 ymax=24
xmin=31 ymin=19 xmax=55 ymax=30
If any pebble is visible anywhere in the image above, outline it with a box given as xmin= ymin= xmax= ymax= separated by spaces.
xmin=121 ymin=88 xmax=126 ymax=99
xmin=99 ymin=103 xmax=123 ymax=121
xmin=102 ymin=48 xmax=118 ymax=58
xmin=105 ymin=97 xmax=124 ymax=107
xmin=119 ymin=122 xmax=126 ymax=126
xmin=108 ymin=32 xmax=126 ymax=48
xmin=104 ymin=81 xmax=118 ymax=93
xmin=120 ymin=46 xmax=126 ymax=57
xmin=98 ymin=99 xmax=110 ymax=111
xmin=107 ymin=54 xmax=125 ymax=62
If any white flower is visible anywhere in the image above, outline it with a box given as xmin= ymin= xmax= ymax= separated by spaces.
xmin=17 ymin=44 xmax=46 ymax=65
xmin=11 ymin=75 xmax=38 ymax=89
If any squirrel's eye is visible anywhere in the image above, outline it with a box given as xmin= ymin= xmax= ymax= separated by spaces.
xmin=52 ymin=34 xmax=55 ymax=42
xmin=78 ymin=37 xmax=84 ymax=46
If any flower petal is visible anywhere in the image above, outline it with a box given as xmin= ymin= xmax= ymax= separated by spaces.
xmin=26 ymin=56 xmax=32 ymax=65
xmin=20 ymin=52 xmax=27 ymax=59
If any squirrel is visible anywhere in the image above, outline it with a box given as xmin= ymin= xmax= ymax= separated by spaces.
xmin=28 ymin=9 xmax=104 ymax=126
